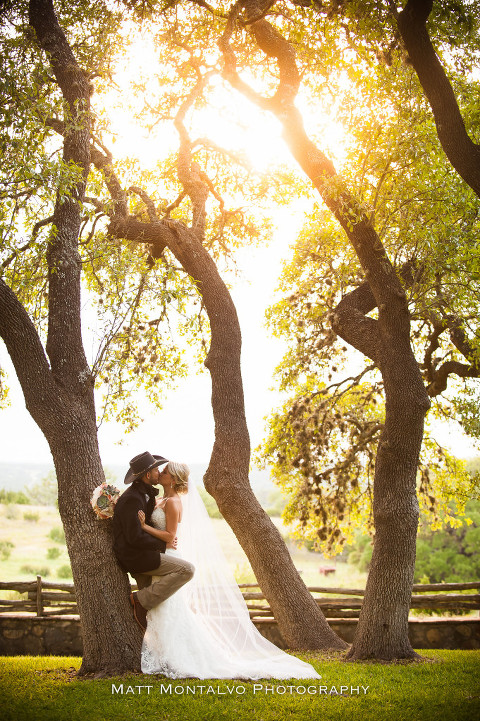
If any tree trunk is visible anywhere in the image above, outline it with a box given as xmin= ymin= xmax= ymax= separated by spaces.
xmin=49 ymin=419 xmax=144 ymax=675
xmin=110 ymin=216 xmax=347 ymax=649
xmin=161 ymin=225 xmax=347 ymax=650
xmin=7 ymin=0 xmax=146 ymax=675
xmin=397 ymin=0 xmax=480 ymax=198
xmin=0 ymin=277 xmax=144 ymax=675
xmin=347 ymin=336 xmax=430 ymax=659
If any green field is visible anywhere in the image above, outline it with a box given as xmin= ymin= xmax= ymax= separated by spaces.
xmin=0 ymin=652 xmax=479 ymax=721
xmin=0 ymin=502 xmax=367 ymax=588
xmin=0 ymin=504 xmax=71 ymax=581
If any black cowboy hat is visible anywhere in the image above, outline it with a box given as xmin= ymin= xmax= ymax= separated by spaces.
xmin=124 ymin=451 xmax=168 ymax=485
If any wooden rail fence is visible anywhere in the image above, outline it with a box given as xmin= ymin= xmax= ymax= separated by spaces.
xmin=0 ymin=577 xmax=479 ymax=619
xmin=242 ymin=581 xmax=480 ymax=621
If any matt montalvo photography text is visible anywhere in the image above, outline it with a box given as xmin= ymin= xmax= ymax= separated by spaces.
xmin=111 ymin=683 xmax=370 ymax=696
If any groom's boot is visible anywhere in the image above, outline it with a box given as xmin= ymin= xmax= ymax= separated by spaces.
xmin=130 ymin=592 xmax=147 ymax=632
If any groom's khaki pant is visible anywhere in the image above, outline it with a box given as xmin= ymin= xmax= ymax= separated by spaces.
xmin=134 ymin=554 xmax=194 ymax=610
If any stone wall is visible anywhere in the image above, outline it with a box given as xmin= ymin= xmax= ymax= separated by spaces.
xmin=0 ymin=616 xmax=82 ymax=656
xmin=257 ymin=618 xmax=480 ymax=650
xmin=1 ymin=615 xmax=478 ymax=656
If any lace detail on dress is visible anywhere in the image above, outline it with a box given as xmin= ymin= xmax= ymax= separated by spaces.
xmin=141 ymin=645 xmax=183 ymax=679
xmin=150 ymin=505 xmax=168 ymax=531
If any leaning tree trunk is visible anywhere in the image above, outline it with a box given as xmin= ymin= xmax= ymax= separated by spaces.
xmin=397 ymin=0 xmax=480 ymax=199
xmin=102 ymin=70 xmax=347 ymax=650
xmin=0 ymin=279 xmax=144 ymax=675
xmin=170 ymin=230 xmax=346 ymax=650
xmin=110 ymin=212 xmax=347 ymax=651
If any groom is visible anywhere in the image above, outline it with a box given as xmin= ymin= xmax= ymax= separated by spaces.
xmin=113 ymin=451 xmax=194 ymax=632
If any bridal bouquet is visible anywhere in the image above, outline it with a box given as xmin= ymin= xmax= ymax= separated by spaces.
xmin=90 ymin=482 xmax=120 ymax=519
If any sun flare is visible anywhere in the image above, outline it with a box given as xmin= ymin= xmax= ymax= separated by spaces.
xmin=95 ymin=30 xmax=348 ymax=178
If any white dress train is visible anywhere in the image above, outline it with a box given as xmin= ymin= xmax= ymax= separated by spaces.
xmin=141 ymin=504 xmax=321 ymax=680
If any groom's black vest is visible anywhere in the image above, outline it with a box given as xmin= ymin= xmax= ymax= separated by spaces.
xmin=112 ymin=480 xmax=166 ymax=574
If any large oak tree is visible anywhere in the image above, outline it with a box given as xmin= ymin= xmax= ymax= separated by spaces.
xmin=172 ymin=0 xmax=480 ymax=659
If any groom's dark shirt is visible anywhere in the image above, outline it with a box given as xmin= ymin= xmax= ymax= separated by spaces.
xmin=112 ymin=479 xmax=166 ymax=574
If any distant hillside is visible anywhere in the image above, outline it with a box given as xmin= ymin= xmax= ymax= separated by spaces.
xmin=0 ymin=460 xmax=277 ymax=504
xmin=0 ymin=462 xmax=51 ymax=491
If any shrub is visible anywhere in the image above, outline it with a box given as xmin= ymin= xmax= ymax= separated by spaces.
xmin=0 ymin=540 xmax=14 ymax=560
xmin=346 ymin=501 xmax=480 ymax=584
xmin=46 ymin=547 xmax=61 ymax=560
xmin=414 ymin=500 xmax=480 ymax=583
xmin=23 ymin=511 xmax=40 ymax=522
xmin=346 ymin=534 xmax=374 ymax=572
xmin=20 ymin=565 xmax=50 ymax=577
xmin=48 ymin=526 xmax=66 ymax=544
xmin=5 ymin=505 xmax=20 ymax=520
xmin=0 ymin=489 xmax=29 ymax=505
xmin=57 ymin=565 xmax=73 ymax=579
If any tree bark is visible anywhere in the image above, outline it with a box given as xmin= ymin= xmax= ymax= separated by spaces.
xmin=346 ymin=322 xmax=429 ymax=659
xmin=169 ymin=228 xmax=346 ymax=650
xmin=0 ymin=276 xmax=144 ymax=674
xmin=50 ymin=427 xmax=143 ymax=675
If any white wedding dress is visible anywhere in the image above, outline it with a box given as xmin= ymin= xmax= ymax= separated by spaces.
xmin=141 ymin=498 xmax=321 ymax=680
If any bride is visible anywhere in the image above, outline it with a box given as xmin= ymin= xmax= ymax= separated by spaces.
xmin=137 ymin=461 xmax=320 ymax=680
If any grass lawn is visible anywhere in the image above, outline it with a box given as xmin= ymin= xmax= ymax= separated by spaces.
xmin=0 ymin=651 xmax=479 ymax=721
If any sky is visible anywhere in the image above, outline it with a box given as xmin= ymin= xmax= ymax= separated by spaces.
xmin=0 ymin=214 xmax=298 ymax=470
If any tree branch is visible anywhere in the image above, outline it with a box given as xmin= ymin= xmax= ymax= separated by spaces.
xmin=47 ymin=122 xmax=128 ymax=218
xmin=422 ymin=312 xmax=480 ymax=396
xmin=220 ymin=7 xmax=410 ymax=331
xmin=331 ymin=282 xmax=381 ymax=363
xmin=29 ymin=0 xmax=92 ymax=390
xmin=396 ymin=0 xmax=480 ymax=197
xmin=108 ymin=215 xmax=182 ymax=249
xmin=0 ymin=278 xmax=60 ymax=421
xmin=174 ymin=70 xmax=214 ymax=240
xmin=427 ymin=359 xmax=480 ymax=397
xmin=90 ymin=144 xmax=128 ymax=218
xmin=0 ymin=215 xmax=54 ymax=271
xmin=128 ymin=186 xmax=158 ymax=223
xmin=421 ymin=315 xmax=444 ymax=383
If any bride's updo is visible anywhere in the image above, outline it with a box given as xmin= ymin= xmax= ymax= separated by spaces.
xmin=168 ymin=461 xmax=189 ymax=494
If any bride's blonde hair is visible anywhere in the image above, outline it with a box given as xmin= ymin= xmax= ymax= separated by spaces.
xmin=167 ymin=461 xmax=189 ymax=494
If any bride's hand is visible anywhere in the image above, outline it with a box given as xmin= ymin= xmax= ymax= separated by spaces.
xmin=138 ymin=510 xmax=146 ymax=527
xmin=166 ymin=536 xmax=178 ymax=550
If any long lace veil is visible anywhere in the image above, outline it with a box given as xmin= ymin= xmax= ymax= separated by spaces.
xmin=177 ymin=482 xmax=288 ymax=661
